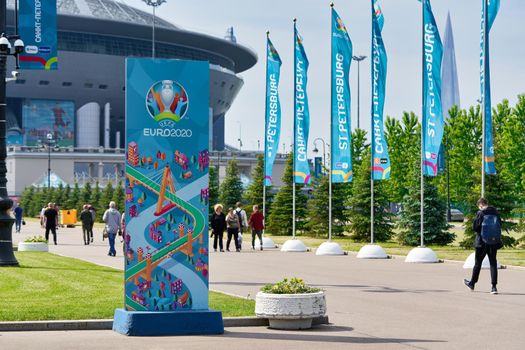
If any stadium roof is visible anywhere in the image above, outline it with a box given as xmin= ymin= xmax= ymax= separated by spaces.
xmin=7 ymin=0 xmax=176 ymax=29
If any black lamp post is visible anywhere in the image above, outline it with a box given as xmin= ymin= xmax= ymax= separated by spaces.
xmin=39 ymin=133 xmax=57 ymax=189
xmin=312 ymin=137 xmax=327 ymax=174
xmin=0 ymin=0 xmax=24 ymax=266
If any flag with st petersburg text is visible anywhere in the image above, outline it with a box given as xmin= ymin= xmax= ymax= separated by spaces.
xmin=422 ymin=0 xmax=444 ymax=177
xmin=264 ymin=37 xmax=282 ymax=186
xmin=331 ymin=8 xmax=353 ymax=184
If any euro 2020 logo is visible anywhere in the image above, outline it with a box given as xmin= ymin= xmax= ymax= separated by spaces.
xmin=146 ymin=80 xmax=189 ymax=128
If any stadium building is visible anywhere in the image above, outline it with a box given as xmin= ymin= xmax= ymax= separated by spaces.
xmin=4 ymin=0 xmax=287 ymax=195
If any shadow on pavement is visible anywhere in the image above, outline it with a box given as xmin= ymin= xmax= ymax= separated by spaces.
xmin=223 ymin=326 xmax=445 ymax=345
xmin=362 ymin=286 xmax=451 ymax=294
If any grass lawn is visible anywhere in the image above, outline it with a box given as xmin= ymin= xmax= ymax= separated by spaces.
xmin=267 ymin=225 xmax=525 ymax=267
xmin=0 ymin=252 xmax=254 ymax=321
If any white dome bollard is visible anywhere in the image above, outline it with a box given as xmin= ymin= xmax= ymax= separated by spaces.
xmin=405 ymin=247 xmax=439 ymax=263
xmin=255 ymin=237 xmax=278 ymax=249
xmin=281 ymin=239 xmax=308 ymax=252
xmin=463 ymin=252 xmax=501 ymax=269
xmin=357 ymin=244 xmax=388 ymax=259
xmin=315 ymin=241 xmax=345 ymax=256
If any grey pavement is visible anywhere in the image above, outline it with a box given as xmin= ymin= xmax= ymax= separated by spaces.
xmin=5 ymin=220 xmax=525 ymax=350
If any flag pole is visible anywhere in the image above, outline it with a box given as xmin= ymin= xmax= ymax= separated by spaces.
xmin=420 ymin=0 xmax=425 ymax=248
xmin=292 ymin=18 xmax=297 ymax=240
xmin=262 ymin=31 xmax=269 ymax=239
xmin=328 ymin=3 xmax=334 ymax=242
xmin=481 ymin=0 xmax=487 ymax=198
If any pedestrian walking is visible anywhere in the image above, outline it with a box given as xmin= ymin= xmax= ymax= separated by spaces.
xmin=80 ymin=205 xmax=93 ymax=245
xmin=235 ymin=202 xmax=248 ymax=250
xmin=43 ymin=202 xmax=58 ymax=245
xmin=103 ymin=201 xmax=121 ymax=257
xmin=13 ymin=203 xmax=23 ymax=233
xmin=225 ymin=207 xmax=241 ymax=252
xmin=210 ymin=204 xmax=226 ymax=252
xmin=248 ymin=205 xmax=264 ymax=250
xmin=464 ymin=198 xmax=503 ymax=295
xmin=88 ymin=205 xmax=96 ymax=243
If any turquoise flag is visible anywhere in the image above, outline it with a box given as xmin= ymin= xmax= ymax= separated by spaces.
xmin=19 ymin=0 xmax=58 ymax=70
xmin=331 ymin=7 xmax=353 ymax=184
xmin=264 ymin=37 xmax=282 ymax=186
xmin=294 ymin=24 xmax=311 ymax=185
xmin=371 ymin=0 xmax=391 ymax=180
xmin=481 ymin=0 xmax=499 ymax=175
xmin=422 ymin=0 xmax=444 ymax=177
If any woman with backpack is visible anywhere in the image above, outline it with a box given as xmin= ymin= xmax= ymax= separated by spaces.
xmin=464 ymin=197 xmax=502 ymax=295
xmin=225 ymin=207 xmax=241 ymax=252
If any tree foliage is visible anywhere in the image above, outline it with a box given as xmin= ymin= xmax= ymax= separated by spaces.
xmin=267 ymin=152 xmax=308 ymax=236
xmin=345 ymin=151 xmax=393 ymax=242
xmin=219 ymin=159 xmax=243 ymax=209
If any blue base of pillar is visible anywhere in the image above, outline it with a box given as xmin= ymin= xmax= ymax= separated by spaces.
xmin=112 ymin=308 xmax=224 ymax=336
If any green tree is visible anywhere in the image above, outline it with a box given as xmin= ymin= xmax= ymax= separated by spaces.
xmin=80 ymin=182 xmax=92 ymax=208
xmin=99 ymin=182 xmax=114 ymax=217
xmin=91 ymin=181 xmax=102 ymax=210
xmin=112 ymin=181 xmax=125 ymax=213
xmin=67 ymin=183 xmax=81 ymax=210
xmin=20 ymin=186 xmax=35 ymax=217
xmin=219 ymin=159 xmax=243 ymax=209
xmin=304 ymin=175 xmax=347 ymax=237
xmin=384 ymin=113 xmax=420 ymax=203
xmin=244 ymin=154 xmax=274 ymax=213
xmin=53 ymin=183 xmax=66 ymax=207
xmin=208 ymin=164 xmax=219 ymax=216
xmin=397 ymin=162 xmax=454 ymax=246
xmin=345 ymin=151 xmax=393 ymax=242
xmin=266 ymin=152 xmax=308 ymax=236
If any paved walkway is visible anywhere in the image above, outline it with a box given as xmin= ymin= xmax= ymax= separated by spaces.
xmin=6 ymin=221 xmax=525 ymax=350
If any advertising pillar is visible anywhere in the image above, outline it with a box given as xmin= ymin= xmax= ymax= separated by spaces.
xmin=113 ymin=58 xmax=222 ymax=336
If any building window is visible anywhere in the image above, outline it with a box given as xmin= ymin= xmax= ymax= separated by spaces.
xmin=15 ymin=79 xmax=26 ymax=84
xmin=99 ymin=84 xmax=108 ymax=90
xmin=84 ymin=83 xmax=94 ymax=88
xmin=62 ymin=82 xmax=72 ymax=87
xmin=39 ymin=80 xmax=50 ymax=85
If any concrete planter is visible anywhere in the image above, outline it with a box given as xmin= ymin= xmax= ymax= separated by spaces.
xmin=18 ymin=242 xmax=49 ymax=252
xmin=255 ymin=291 xmax=326 ymax=330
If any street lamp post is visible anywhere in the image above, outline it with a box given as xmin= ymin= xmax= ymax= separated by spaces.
xmin=40 ymin=133 xmax=57 ymax=189
xmin=0 ymin=0 xmax=25 ymax=266
xmin=352 ymin=55 xmax=367 ymax=130
xmin=142 ymin=0 xmax=167 ymax=58
xmin=312 ymin=137 xmax=327 ymax=173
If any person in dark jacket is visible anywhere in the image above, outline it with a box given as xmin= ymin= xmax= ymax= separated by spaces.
xmin=464 ymin=197 xmax=502 ymax=295
xmin=80 ymin=205 xmax=94 ymax=245
xmin=210 ymin=204 xmax=226 ymax=252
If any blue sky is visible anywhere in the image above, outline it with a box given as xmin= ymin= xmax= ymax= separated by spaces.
xmin=127 ymin=0 xmax=525 ymax=153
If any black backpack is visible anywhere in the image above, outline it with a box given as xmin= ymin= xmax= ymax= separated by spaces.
xmin=481 ymin=214 xmax=502 ymax=245
xmin=236 ymin=210 xmax=244 ymax=229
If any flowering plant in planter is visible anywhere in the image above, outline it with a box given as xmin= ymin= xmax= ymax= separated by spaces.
xmin=256 ymin=277 xmax=326 ymax=330
xmin=261 ymin=277 xmax=321 ymax=294
xmin=24 ymin=236 xmax=48 ymax=243
xmin=18 ymin=236 xmax=49 ymax=252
